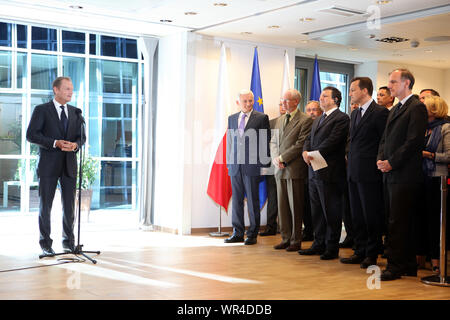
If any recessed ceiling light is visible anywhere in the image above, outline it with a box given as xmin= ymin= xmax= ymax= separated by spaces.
xmin=268 ymin=25 xmax=280 ymax=29
xmin=160 ymin=19 xmax=173 ymax=23
xmin=241 ymin=32 xmax=253 ymax=35
xmin=184 ymin=12 xmax=198 ymax=15
xmin=69 ymin=5 xmax=83 ymax=9
xmin=349 ymin=47 xmax=358 ymax=51
xmin=425 ymin=49 xmax=433 ymax=53
xmin=299 ymin=17 xmax=315 ymax=22
xmin=392 ymin=53 xmax=403 ymax=56
xmin=214 ymin=3 xmax=228 ymax=6
xmin=377 ymin=0 xmax=392 ymax=4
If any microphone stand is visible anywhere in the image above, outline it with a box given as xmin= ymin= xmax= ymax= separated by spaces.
xmin=39 ymin=112 xmax=100 ymax=264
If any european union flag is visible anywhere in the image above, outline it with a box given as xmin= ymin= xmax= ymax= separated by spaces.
xmin=310 ymin=55 xmax=321 ymax=101
xmin=250 ymin=47 xmax=267 ymax=210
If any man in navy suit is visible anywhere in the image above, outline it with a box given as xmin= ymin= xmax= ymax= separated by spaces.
xmin=300 ymin=87 xmax=350 ymax=260
xmin=340 ymin=77 xmax=388 ymax=268
xmin=225 ymin=90 xmax=271 ymax=245
xmin=377 ymin=69 xmax=427 ymax=280
xmin=26 ymin=77 xmax=85 ymax=257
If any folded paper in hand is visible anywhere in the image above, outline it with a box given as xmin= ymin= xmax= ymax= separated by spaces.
xmin=307 ymin=151 xmax=328 ymax=171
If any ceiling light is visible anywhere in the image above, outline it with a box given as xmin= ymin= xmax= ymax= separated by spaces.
xmin=184 ymin=12 xmax=198 ymax=15
xmin=425 ymin=49 xmax=433 ymax=53
xmin=377 ymin=0 xmax=393 ymax=4
xmin=240 ymin=32 xmax=253 ymax=35
xmin=268 ymin=25 xmax=280 ymax=29
xmin=69 ymin=5 xmax=83 ymax=9
xmin=214 ymin=3 xmax=228 ymax=6
xmin=392 ymin=53 xmax=403 ymax=56
xmin=349 ymin=47 xmax=358 ymax=51
xmin=160 ymin=19 xmax=173 ymax=23
xmin=299 ymin=17 xmax=315 ymax=22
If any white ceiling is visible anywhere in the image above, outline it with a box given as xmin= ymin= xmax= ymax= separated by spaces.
xmin=1 ymin=0 xmax=450 ymax=68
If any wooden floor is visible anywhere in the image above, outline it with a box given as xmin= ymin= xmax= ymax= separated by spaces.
xmin=0 ymin=214 xmax=449 ymax=300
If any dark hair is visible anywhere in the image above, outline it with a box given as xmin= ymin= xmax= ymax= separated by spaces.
xmin=52 ymin=76 xmax=71 ymax=89
xmin=378 ymin=86 xmax=391 ymax=95
xmin=391 ymin=68 xmax=415 ymax=89
xmin=351 ymin=77 xmax=373 ymax=96
xmin=323 ymin=86 xmax=342 ymax=107
xmin=420 ymin=88 xmax=440 ymax=97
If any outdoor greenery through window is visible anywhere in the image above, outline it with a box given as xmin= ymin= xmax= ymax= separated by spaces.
xmin=0 ymin=21 xmax=143 ymax=213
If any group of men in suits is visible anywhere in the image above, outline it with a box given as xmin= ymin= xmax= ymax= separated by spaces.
xmin=225 ymin=68 xmax=428 ymax=281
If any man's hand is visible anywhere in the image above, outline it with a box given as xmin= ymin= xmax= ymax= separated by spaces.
xmin=56 ymin=140 xmax=78 ymax=152
xmin=302 ymin=151 xmax=313 ymax=166
xmin=272 ymin=156 xmax=285 ymax=169
xmin=377 ymin=160 xmax=392 ymax=173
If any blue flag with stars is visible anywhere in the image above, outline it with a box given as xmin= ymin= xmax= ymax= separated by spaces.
xmin=250 ymin=47 xmax=267 ymax=210
xmin=310 ymin=55 xmax=321 ymax=101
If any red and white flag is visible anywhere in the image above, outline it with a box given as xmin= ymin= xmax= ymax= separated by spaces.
xmin=281 ymin=50 xmax=291 ymax=96
xmin=206 ymin=43 xmax=232 ymax=212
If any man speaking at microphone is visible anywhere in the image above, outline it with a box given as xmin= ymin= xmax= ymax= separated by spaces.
xmin=27 ymin=76 xmax=85 ymax=257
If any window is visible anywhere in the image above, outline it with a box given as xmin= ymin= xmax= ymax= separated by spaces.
xmin=62 ymin=30 xmax=85 ymax=54
xmin=0 ymin=20 xmax=144 ymax=214
xmin=31 ymin=27 xmax=57 ymax=51
xmin=295 ymin=56 xmax=354 ymax=113
xmin=0 ymin=22 xmax=12 ymax=47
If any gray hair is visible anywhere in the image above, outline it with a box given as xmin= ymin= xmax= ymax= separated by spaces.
xmin=237 ymin=89 xmax=254 ymax=101
xmin=284 ymin=88 xmax=302 ymax=102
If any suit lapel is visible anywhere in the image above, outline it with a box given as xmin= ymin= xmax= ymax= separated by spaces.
xmin=66 ymin=105 xmax=76 ymax=136
xmin=387 ymin=96 xmax=413 ymax=127
xmin=244 ymin=111 xmax=257 ymax=131
xmin=352 ymin=101 xmax=375 ymax=137
xmin=281 ymin=111 xmax=300 ymax=141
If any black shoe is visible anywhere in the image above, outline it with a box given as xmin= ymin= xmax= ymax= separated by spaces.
xmin=339 ymin=238 xmax=354 ymax=248
xmin=274 ymin=242 xmax=290 ymax=250
xmin=360 ymin=257 xmax=377 ymax=269
xmin=244 ymin=237 xmax=257 ymax=245
xmin=41 ymin=247 xmax=55 ymax=257
xmin=320 ymin=251 xmax=339 ymax=260
xmin=380 ymin=269 xmax=401 ymax=281
xmin=259 ymin=230 xmax=276 ymax=236
xmin=302 ymin=233 xmax=314 ymax=242
xmin=340 ymin=254 xmax=364 ymax=264
xmin=224 ymin=235 xmax=244 ymax=243
xmin=298 ymin=247 xmax=325 ymax=256
xmin=63 ymin=244 xmax=76 ymax=253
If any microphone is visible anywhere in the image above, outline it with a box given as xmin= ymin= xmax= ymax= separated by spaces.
xmin=75 ymin=108 xmax=85 ymax=124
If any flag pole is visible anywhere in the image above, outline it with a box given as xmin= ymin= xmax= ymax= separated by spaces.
xmin=209 ymin=207 xmax=229 ymax=237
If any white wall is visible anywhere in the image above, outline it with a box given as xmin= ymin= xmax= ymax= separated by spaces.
xmin=377 ymin=61 xmax=446 ymax=98
xmin=152 ymin=31 xmax=189 ymax=231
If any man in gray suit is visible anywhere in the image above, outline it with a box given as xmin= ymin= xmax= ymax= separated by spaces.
xmin=260 ymin=101 xmax=286 ymax=236
xmin=270 ymin=89 xmax=313 ymax=251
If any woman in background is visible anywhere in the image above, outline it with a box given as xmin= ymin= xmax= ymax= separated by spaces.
xmin=417 ymin=96 xmax=450 ymax=273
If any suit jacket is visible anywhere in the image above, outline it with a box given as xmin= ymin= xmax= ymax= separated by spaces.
xmin=270 ymin=111 xmax=313 ymax=179
xmin=226 ymin=110 xmax=271 ymax=176
xmin=347 ymin=101 xmax=389 ymax=183
xmin=26 ymin=101 xmax=85 ymax=178
xmin=303 ymin=108 xmax=350 ymax=182
xmin=377 ymin=95 xmax=428 ymax=184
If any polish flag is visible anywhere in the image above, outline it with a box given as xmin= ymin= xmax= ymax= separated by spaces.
xmin=206 ymin=43 xmax=232 ymax=212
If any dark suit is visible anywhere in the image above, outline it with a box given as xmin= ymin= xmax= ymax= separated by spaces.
xmin=347 ymin=100 xmax=389 ymax=259
xmin=26 ymin=101 xmax=85 ymax=250
xmin=226 ymin=110 xmax=271 ymax=238
xmin=303 ymin=108 xmax=350 ymax=254
xmin=377 ymin=95 xmax=427 ymax=274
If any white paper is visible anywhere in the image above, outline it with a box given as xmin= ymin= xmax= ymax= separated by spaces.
xmin=307 ymin=151 xmax=328 ymax=171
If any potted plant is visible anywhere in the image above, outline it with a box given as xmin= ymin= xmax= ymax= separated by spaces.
xmin=75 ymin=153 xmax=100 ymax=221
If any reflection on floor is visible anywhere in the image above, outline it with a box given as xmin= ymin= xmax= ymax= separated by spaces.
xmin=0 ymin=212 xmax=449 ymax=300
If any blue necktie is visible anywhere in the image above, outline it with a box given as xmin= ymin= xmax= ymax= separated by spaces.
xmin=318 ymin=113 xmax=327 ymax=127
xmin=354 ymin=107 xmax=362 ymax=127
xmin=239 ymin=113 xmax=247 ymax=137
xmin=60 ymin=105 xmax=68 ymax=134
